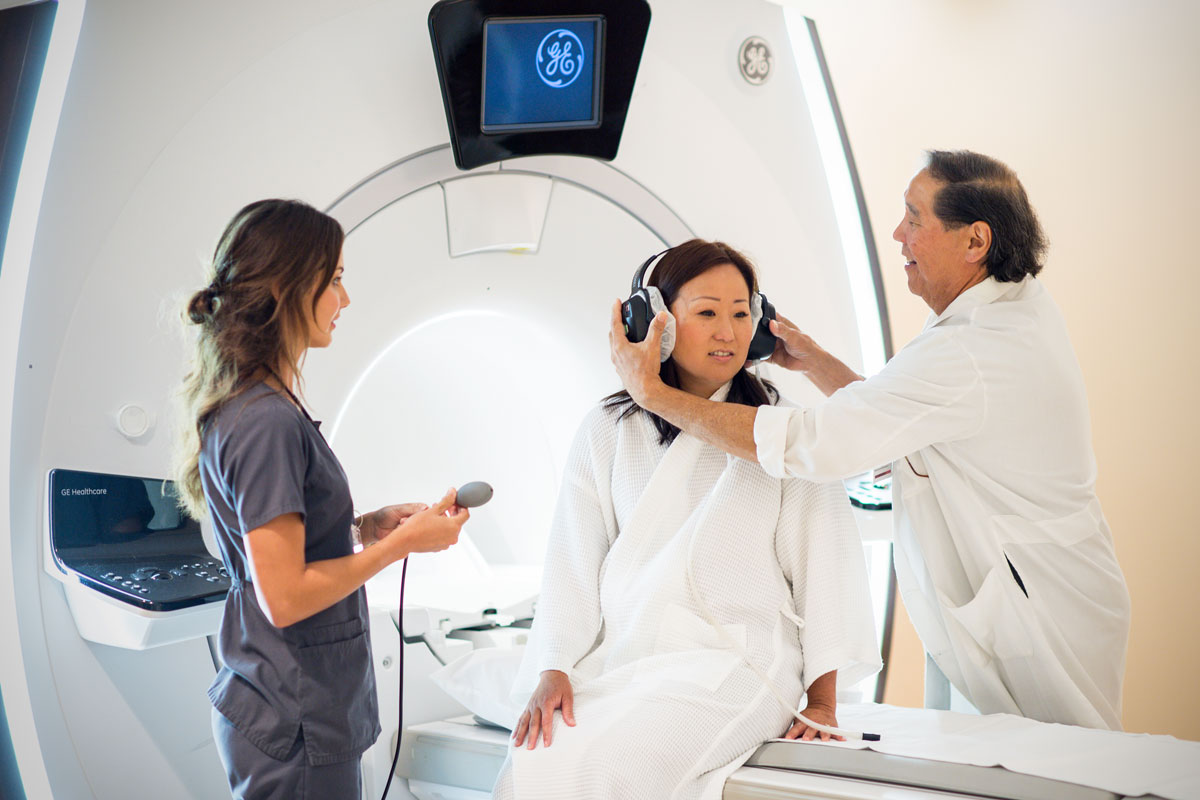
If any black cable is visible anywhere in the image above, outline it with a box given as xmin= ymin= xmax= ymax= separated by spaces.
xmin=379 ymin=556 xmax=409 ymax=800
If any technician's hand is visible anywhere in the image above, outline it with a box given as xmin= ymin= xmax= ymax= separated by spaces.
xmin=513 ymin=670 xmax=576 ymax=749
xmin=766 ymin=313 xmax=824 ymax=372
xmin=782 ymin=703 xmax=843 ymax=742
xmin=364 ymin=503 xmax=428 ymax=545
xmin=384 ymin=489 xmax=468 ymax=557
xmin=609 ymin=299 xmax=667 ymax=410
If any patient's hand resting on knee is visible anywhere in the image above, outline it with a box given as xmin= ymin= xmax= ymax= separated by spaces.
xmin=512 ymin=670 xmax=576 ymax=749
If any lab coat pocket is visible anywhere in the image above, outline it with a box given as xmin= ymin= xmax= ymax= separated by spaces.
xmin=648 ymin=602 xmax=746 ymax=692
xmin=989 ymin=500 xmax=1102 ymax=548
xmin=295 ymin=617 xmax=380 ymax=764
xmin=896 ymin=452 xmax=932 ymax=490
xmin=940 ymin=565 xmax=1034 ymax=664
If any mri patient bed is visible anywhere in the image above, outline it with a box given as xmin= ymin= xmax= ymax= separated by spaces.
xmin=392 ymin=707 xmax=1195 ymax=800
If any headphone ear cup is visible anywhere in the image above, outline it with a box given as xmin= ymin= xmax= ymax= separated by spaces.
xmin=621 ymin=289 xmax=654 ymax=343
xmin=747 ymin=293 xmax=777 ymax=361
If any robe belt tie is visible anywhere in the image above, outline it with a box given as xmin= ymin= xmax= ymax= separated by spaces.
xmin=780 ymin=603 xmax=805 ymax=629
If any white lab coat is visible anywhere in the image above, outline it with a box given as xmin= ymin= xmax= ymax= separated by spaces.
xmin=494 ymin=390 xmax=880 ymax=800
xmin=755 ymin=276 xmax=1131 ymax=730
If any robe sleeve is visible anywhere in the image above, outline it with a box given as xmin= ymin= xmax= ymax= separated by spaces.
xmin=775 ymin=477 xmax=882 ymax=693
xmin=533 ymin=408 xmax=616 ymax=676
xmin=756 ymin=326 xmax=986 ymax=481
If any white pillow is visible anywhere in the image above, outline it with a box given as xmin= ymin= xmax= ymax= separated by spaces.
xmin=430 ymin=645 xmax=529 ymax=730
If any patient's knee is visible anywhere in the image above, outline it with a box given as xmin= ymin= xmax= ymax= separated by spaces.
xmin=491 ymin=758 xmax=515 ymax=799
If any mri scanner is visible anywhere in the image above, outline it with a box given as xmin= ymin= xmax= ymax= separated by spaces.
xmin=2 ymin=1 xmax=1196 ymax=799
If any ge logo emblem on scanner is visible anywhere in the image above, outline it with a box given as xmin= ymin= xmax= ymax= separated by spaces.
xmin=537 ymin=28 xmax=585 ymax=88
xmin=739 ymin=36 xmax=772 ymax=85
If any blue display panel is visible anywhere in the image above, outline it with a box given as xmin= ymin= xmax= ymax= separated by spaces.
xmin=482 ymin=16 xmax=604 ymax=133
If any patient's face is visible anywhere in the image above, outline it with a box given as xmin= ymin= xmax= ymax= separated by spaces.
xmin=668 ymin=263 xmax=754 ymax=398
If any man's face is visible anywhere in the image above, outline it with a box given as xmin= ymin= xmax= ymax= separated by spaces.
xmin=891 ymin=170 xmax=980 ymax=314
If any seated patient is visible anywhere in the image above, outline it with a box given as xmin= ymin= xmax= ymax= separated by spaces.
xmin=493 ymin=239 xmax=881 ymax=800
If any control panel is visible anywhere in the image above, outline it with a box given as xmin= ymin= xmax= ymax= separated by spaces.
xmin=47 ymin=468 xmax=230 ymax=612
xmin=75 ymin=555 xmax=229 ymax=612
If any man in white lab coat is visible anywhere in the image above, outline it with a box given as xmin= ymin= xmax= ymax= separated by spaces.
xmin=608 ymin=150 xmax=1131 ymax=730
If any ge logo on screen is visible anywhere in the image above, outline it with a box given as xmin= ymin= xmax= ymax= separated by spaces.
xmin=536 ymin=29 xmax=584 ymax=88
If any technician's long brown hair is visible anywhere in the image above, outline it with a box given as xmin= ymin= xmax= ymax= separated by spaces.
xmin=173 ymin=199 xmax=344 ymax=519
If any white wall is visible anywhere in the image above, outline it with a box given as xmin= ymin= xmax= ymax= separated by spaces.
xmin=782 ymin=0 xmax=1200 ymax=738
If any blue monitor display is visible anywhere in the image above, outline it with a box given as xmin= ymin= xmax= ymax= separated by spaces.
xmin=482 ymin=16 xmax=604 ymax=133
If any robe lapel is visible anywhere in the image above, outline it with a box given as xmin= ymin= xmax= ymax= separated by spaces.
xmin=602 ymin=428 xmax=704 ymax=600
xmin=602 ymin=384 xmax=732 ymax=614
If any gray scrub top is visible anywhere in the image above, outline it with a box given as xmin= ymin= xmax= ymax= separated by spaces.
xmin=199 ymin=382 xmax=380 ymax=765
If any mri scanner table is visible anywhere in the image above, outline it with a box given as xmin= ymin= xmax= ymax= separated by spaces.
xmin=395 ymin=705 xmax=1198 ymax=800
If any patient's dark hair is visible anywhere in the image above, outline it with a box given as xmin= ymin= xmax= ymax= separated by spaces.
xmin=605 ymin=238 xmax=777 ymax=445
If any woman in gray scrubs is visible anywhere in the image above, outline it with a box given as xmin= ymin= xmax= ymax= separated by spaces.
xmin=173 ymin=199 xmax=470 ymax=798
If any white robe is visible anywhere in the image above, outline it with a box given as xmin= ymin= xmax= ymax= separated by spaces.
xmin=494 ymin=391 xmax=880 ymax=800
xmin=754 ymin=276 xmax=1130 ymax=730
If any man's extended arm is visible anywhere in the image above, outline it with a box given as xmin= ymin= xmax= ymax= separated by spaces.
xmin=640 ymin=380 xmax=760 ymax=460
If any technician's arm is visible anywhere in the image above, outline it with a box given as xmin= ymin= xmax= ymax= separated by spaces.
xmin=611 ymin=302 xmax=984 ymax=480
xmin=245 ymin=490 xmax=468 ymax=628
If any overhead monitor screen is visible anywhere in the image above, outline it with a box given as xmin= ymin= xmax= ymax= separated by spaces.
xmin=482 ymin=16 xmax=604 ymax=133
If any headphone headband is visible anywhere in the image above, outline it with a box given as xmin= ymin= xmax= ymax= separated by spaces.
xmin=630 ymin=248 xmax=671 ymax=293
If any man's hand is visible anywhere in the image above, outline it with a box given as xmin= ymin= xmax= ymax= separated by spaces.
xmin=767 ymin=313 xmax=864 ymax=397
xmin=609 ymin=299 xmax=668 ymax=410
xmin=767 ymin=313 xmax=824 ymax=372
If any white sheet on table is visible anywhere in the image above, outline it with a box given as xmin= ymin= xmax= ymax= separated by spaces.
xmin=769 ymin=703 xmax=1200 ymax=800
